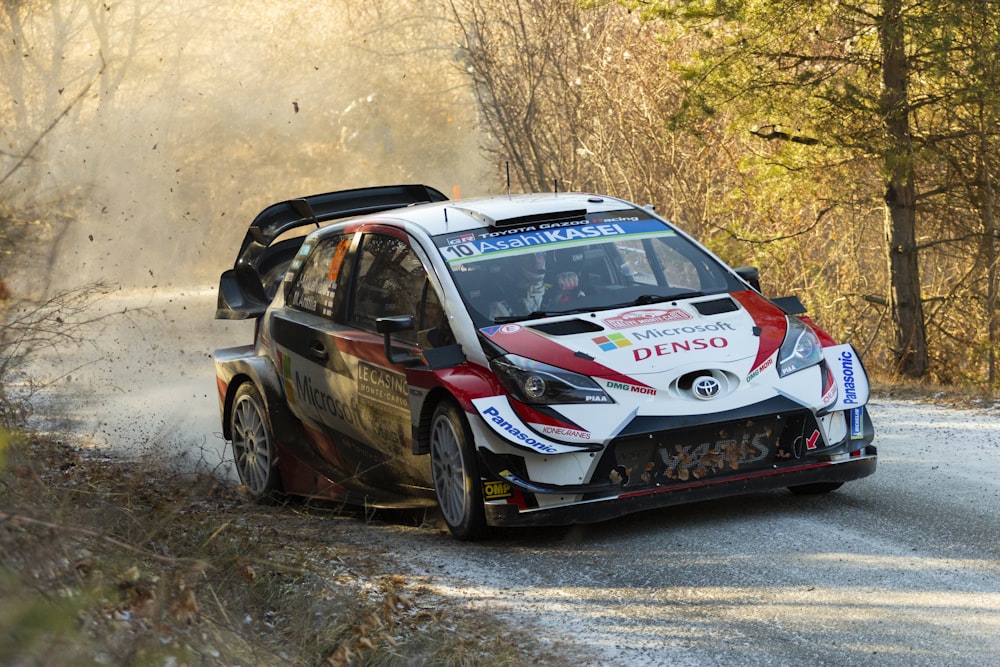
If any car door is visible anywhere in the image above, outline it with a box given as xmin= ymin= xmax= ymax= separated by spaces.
xmin=273 ymin=227 xmax=452 ymax=498
xmin=270 ymin=232 xmax=378 ymax=488
xmin=332 ymin=229 xmax=453 ymax=493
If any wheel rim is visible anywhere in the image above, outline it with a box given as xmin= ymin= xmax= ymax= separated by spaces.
xmin=232 ymin=393 xmax=272 ymax=495
xmin=430 ymin=413 xmax=468 ymax=528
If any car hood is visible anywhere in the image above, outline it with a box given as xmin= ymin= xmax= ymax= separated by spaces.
xmin=469 ymin=289 xmax=836 ymax=447
xmin=479 ymin=290 xmax=784 ymax=388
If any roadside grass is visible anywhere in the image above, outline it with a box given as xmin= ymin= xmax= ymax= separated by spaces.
xmin=0 ymin=430 xmax=541 ymax=666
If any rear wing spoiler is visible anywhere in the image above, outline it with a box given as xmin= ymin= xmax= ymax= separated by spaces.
xmin=217 ymin=184 xmax=448 ymax=320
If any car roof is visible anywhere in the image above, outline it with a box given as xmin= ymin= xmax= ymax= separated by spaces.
xmin=324 ymin=192 xmax=643 ymax=238
xmin=217 ymin=188 xmax=648 ymax=320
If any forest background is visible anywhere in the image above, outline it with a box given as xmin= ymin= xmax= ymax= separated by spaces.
xmin=3 ymin=0 xmax=1000 ymax=391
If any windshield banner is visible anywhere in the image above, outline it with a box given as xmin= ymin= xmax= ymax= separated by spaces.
xmin=437 ymin=217 xmax=672 ymax=265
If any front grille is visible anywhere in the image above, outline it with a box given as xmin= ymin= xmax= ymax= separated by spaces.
xmin=595 ymin=411 xmax=816 ymax=490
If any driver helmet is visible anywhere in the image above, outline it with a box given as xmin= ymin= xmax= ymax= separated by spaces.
xmin=516 ymin=252 xmax=546 ymax=285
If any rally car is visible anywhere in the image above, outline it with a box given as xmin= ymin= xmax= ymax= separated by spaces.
xmin=213 ymin=184 xmax=875 ymax=539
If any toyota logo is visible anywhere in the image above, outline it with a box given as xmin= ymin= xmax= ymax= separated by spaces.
xmin=693 ymin=376 xmax=721 ymax=400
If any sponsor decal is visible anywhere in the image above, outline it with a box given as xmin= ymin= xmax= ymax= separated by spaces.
xmin=539 ymin=424 xmax=592 ymax=440
xmin=357 ymin=360 xmax=408 ymax=413
xmin=821 ymin=377 xmax=838 ymax=404
xmin=480 ymin=219 xmax=589 ymax=237
xmin=823 ymin=344 xmax=870 ymax=411
xmin=746 ymin=355 xmax=774 ymax=383
xmin=448 ymin=233 xmax=476 ymax=245
xmin=480 ymin=323 xmax=522 ymax=337
xmin=498 ymin=468 xmax=549 ymax=494
xmin=838 ymin=350 xmax=860 ymax=404
xmin=480 ymin=405 xmax=558 ymax=453
xmin=633 ymin=337 xmax=728 ymax=361
xmin=291 ymin=365 xmax=361 ymax=426
xmin=593 ymin=332 xmax=632 ymax=351
xmin=589 ymin=216 xmax=644 ymax=224
xmin=437 ymin=218 xmax=669 ymax=262
xmin=603 ymin=379 xmax=657 ymax=396
xmin=631 ymin=321 xmax=736 ymax=340
xmin=483 ymin=480 xmax=512 ymax=499
xmin=660 ymin=433 xmax=771 ymax=481
xmin=850 ymin=406 xmax=865 ymax=440
xmin=806 ymin=430 xmax=821 ymax=450
xmin=472 ymin=397 xmax=588 ymax=455
xmin=603 ymin=308 xmax=692 ymax=330
xmin=440 ymin=223 xmax=628 ymax=261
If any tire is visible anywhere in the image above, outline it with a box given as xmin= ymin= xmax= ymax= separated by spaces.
xmin=429 ymin=400 xmax=488 ymax=540
xmin=788 ymin=481 xmax=844 ymax=495
xmin=230 ymin=382 xmax=282 ymax=501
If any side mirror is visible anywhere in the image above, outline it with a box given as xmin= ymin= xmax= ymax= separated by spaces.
xmin=771 ymin=295 xmax=807 ymax=315
xmin=375 ymin=315 xmax=423 ymax=367
xmin=216 ymin=266 xmax=268 ymax=320
xmin=734 ymin=266 xmax=761 ymax=292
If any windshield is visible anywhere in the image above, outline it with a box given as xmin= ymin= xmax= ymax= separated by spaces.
xmin=434 ymin=211 xmax=742 ymax=325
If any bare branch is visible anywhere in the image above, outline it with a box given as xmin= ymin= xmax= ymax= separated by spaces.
xmin=0 ymin=53 xmax=106 ymax=188
xmin=750 ymin=124 xmax=821 ymax=146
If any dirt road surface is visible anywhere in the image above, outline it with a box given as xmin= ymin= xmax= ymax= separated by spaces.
xmin=29 ymin=287 xmax=1000 ymax=666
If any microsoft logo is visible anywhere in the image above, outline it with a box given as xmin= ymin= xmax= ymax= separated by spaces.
xmin=592 ymin=333 xmax=631 ymax=351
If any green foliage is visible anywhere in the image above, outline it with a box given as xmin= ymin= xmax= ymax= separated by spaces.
xmin=596 ymin=0 xmax=1000 ymax=385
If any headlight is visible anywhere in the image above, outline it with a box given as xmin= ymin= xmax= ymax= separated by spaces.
xmin=490 ymin=354 xmax=613 ymax=404
xmin=777 ymin=317 xmax=823 ymax=377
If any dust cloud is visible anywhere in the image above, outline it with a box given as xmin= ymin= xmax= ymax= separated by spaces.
xmin=3 ymin=1 xmax=491 ymax=464
xmin=3 ymin=0 xmax=491 ymax=295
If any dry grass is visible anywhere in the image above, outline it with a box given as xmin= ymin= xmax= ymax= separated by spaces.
xmin=0 ymin=431 xmax=545 ymax=666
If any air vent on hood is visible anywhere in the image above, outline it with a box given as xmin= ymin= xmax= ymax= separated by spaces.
xmin=693 ymin=297 xmax=739 ymax=316
xmin=530 ymin=319 xmax=604 ymax=336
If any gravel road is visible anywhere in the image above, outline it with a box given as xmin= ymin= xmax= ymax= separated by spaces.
xmin=29 ymin=287 xmax=1000 ymax=666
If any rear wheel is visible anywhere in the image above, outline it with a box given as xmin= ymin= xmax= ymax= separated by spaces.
xmin=429 ymin=401 xmax=488 ymax=540
xmin=230 ymin=382 xmax=281 ymax=501
xmin=788 ymin=481 xmax=844 ymax=495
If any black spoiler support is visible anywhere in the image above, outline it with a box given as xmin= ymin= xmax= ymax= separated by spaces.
xmin=217 ymin=184 xmax=448 ymax=320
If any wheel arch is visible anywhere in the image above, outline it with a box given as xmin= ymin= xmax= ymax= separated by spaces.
xmin=410 ymin=364 xmax=499 ymax=455
xmin=218 ymin=355 xmax=289 ymax=441
xmin=413 ymin=386 xmax=460 ymax=455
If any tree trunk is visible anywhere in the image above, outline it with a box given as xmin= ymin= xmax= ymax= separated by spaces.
xmin=979 ymin=119 xmax=997 ymax=388
xmin=880 ymin=0 xmax=929 ymax=378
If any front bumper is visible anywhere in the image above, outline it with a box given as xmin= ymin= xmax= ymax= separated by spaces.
xmin=484 ymin=447 xmax=876 ymax=527
xmin=478 ymin=401 xmax=876 ymax=527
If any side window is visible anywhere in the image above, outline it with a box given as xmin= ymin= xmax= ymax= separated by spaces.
xmin=288 ymin=235 xmax=352 ymax=317
xmin=650 ymin=240 xmax=703 ymax=290
xmin=649 ymin=237 xmax=728 ymax=293
xmin=351 ymin=233 xmax=449 ymax=347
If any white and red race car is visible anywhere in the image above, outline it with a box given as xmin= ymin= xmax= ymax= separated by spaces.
xmin=214 ymin=185 xmax=875 ymax=539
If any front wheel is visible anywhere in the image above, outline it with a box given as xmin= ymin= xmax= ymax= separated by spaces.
xmin=788 ymin=481 xmax=844 ymax=495
xmin=230 ymin=382 xmax=282 ymax=501
xmin=429 ymin=401 xmax=488 ymax=540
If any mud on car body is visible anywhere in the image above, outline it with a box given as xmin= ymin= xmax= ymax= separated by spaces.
xmin=213 ymin=184 xmax=875 ymax=540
